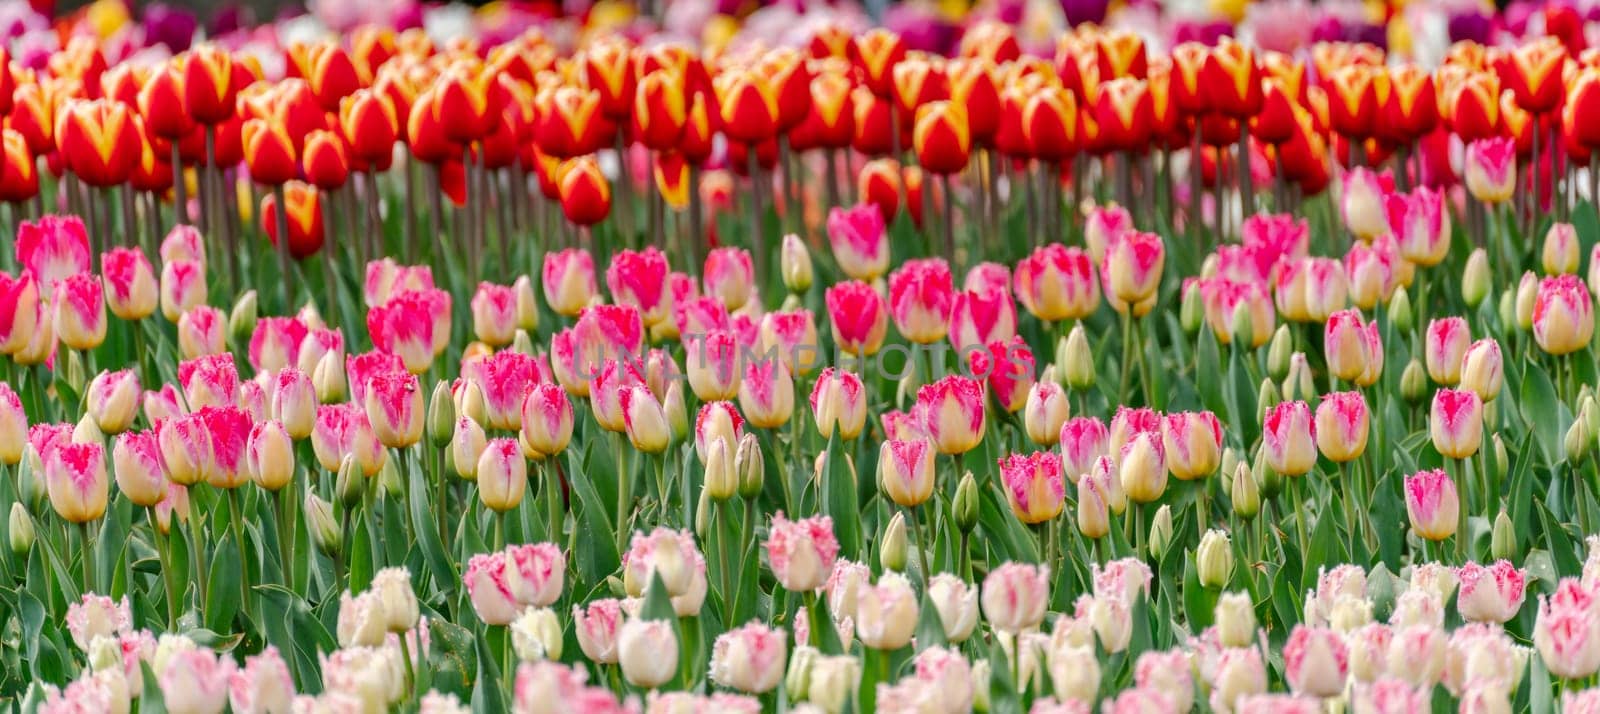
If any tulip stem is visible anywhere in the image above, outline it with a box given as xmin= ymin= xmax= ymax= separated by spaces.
xmin=1118 ymin=310 xmax=1134 ymax=407
xmin=170 ymin=143 xmax=187 ymax=225
xmin=1454 ymin=458 xmax=1469 ymax=563
xmin=614 ymin=433 xmax=631 ymax=554
xmin=747 ymin=148 xmax=766 ymax=294
xmin=1292 ymin=477 xmax=1309 ymax=560
xmin=78 ymin=521 xmax=93 ymax=594
xmin=399 ymin=630 xmax=418 ymax=701
xmin=940 ymin=173 xmax=955 ymax=265
xmin=229 ymin=488 xmax=252 ymax=623
xmin=273 ymin=183 xmax=293 ymax=311
xmin=908 ymin=506 xmax=933 ymax=583
xmin=189 ymin=487 xmax=207 ymax=612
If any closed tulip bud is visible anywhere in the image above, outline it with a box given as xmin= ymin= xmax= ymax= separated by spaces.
xmin=7 ymin=502 xmax=32 ymax=556
xmin=314 ymin=351 xmax=346 ymax=403
xmin=1431 ymin=388 xmax=1484 ymax=459
xmin=1062 ymin=325 xmax=1095 ymax=389
xmin=1487 ymin=511 xmax=1518 ymax=561
xmin=782 ymin=234 xmax=813 ymax=294
xmin=1232 ymin=462 xmax=1260 ymax=519
xmin=247 ymin=421 xmax=294 ymax=491
xmin=86 ymin=369 xmax=140 ymax=435
xmin=1256 ymin=450 xmax=1282 ymax=500
xmin=1263 ymin=401 xmax=1316 ymax=477
xmin=1460 ymin=339 xmax=1504 ymax=403
xmin=335 ymin=454 xmax=363 ymax=507
xmin=1260 ymin=377 xmax=1282 ymax=415
xmin=1463 ymin=250 xmax=1491 ymax=308
xmin=1316 ymin=392 xmax=1369 ymax=463
xmin=1400 ymin=360 xmax=1428 ymax=403
xmin=1215 ymin=591 xmax=1257 ymax=648
xmin=1544 ymin=223 xmax=1581 ymax=276
xmin=1493 ymin=435 xmax=1509 ymax=482
xmin=1180 ymin=282 xmax=1204 ymax=334
xmin=228 ymin=290 xmax=258 ymax=344
xmin=1024 ymin=382 xmax=1069 ymax=446
xmin=620 ymin=387 xmax=670 ymax=454
xmin=1149 ymin=505 xmax=1174 ymax=560
xmin=954 ymin=471 xmax=979 ymax=533
xmin=1388 ymin=287 xmax=1413 ymax=335
xmin=618 ymin=618 xmax=680 ymax=689
xmin=1586 ymin=396 xmax=1600 ymax=434
xmin=1515 ymin=272 xmax=1539 ymax=330
xmin=663 ymin=382 xmax=688 ymax=444
xmin=450 ymin=417 xmax=487 ymax=481
xmin=478 ymin=439 xmax=527 ymax=512
xmin=879 ymin=439 xmax=935 ymax=508
xmin=1405 ymin=468 xmax=1460 ymax=541
xmin=1078 ymin=471 xmax=1111 ymax=539
xmin=1425 ymin=317 xmax=1471 ymax=386
xmin=1197 ymin=529 xmax=1234 ymax=587
xmin=426 ymin=381 xmax=454 ymax=447
xmin=299 ymin=493 xmax=339 ymax=558
xmin=880 ymin=512 xmax=908 ymax=572
xmin=735 ymin=433 xmax=764 ymax=500
xmin=64 ymin=352 xmax=88 ymax=398
xmin=1268 ymin=326 xmax=1293 ymax=379
xmin=703 ymin=437 xmax=736 ymax=502
xmin=1569 ymin=419 xmax=1591 ymax=463
xmin=511 ymin=330 xmax=534 ymax=357
xmin=72 ymin=411 xmax=103 ymax=446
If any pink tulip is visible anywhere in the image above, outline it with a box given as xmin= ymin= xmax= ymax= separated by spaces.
xmin=465 ymin=551 xmax=520 ymax=625
xmin=1162 ymin=410 xmax=1223 ymax=480
xmin=249 ymin=316 xmax=309 ymax=375
xmin=969 ymin=335 xmax=1034 ymax=413
xmin=825 ymin=280 xmax=889 ymax=356
xmin=710 ymin=622 xmax=787 ymax=694
xmin=0 ymin=385 xmax=24 ymax=465
xmin=878 ymin=438 xmax=935 ymax=507
xmin=53 ymin=273 xmax=105 ymax=350
xmin=982 ymin=561 xmax=1050 ymax=633
xmin=1534 ymin=274 xmax=1596 ymax=356
xmin=827 ymin=203 xmax=890 ymax=281
xmin=1241 ymin=212 xmax=1311 ymax=260
xmin=766 ymin=513 xmax=840 ymax=592
xmin=160 ymin=259 xmax=207 ymax=321
xmin=1104 ymin=688 xmax=1175 ymax=713
xmin=1109 ymin=406 xmax=1162 ymax=454
xmin=948 ymin=286 xmax=1017 ymax=349
xmin=574 ymin=304 xmax=646 ymax=366
xmin=0 ymin=272 xmax=39 ymax=354
xmin=620 ymin=385 xmax=670 ymax=453
xmin=917 ymin=375 xmax=986 ymax=455
xmin=345 ymin=351 xmax=405 ymax=407
xmin=1060 ymin=416 xmax=1109 ymax=478
xmin=179 ymin=353 xmax=239 ymax=410
xmin=1263 ymin=401 xmax=1317 ymax=476
xmin=1215 ymin=243 xmax=1281 ymax=287
xmin=622 ymin=526 xmax=703 ymax=597
xmin=521 ymin=383 xmax=575 ymax=456
xmin=1341 ymin=167 xmax=1390 ymax=239
xmin=1101 ymin=230 xmax=1166 ymax=312
xmin=1459 ymin=338 xmax=1504 ymax=403
xmin=16 ymin=214 xmax=90 ymax=293
xmin=605 ymin=247 xmax=672 ymax=327
xmin=1404 ymin=468 xmax=1460 ymax=541
xmin=271 ymin=368 xmax=315 ymax=439
xmin=703 ymin=246 xmax=755 ymax=311
xmin=548 ymin=328 xmax=588 ymax=397
xmin=478 ymin=438 xmax=527 ymax=512
xmin=101 ymin=247 xmax=157 ymax=320
xmin=159 ymin=648 xmax=235 ymax=714
xmin=1458 ymin=560 xmax=1527 ymax=624
xmin=159 ymin=224 xmax=205 ymax=265
xmin=246 ymin=419 xmax=294 ymax=491
xmin=1324 ymin=308 xmax=1370 ymax=384
xmin=174 ymin=305 xmax=225 ymax=359
xmin=695 ymin=401 xmax=745 ymax=462
xmin=964 ymin=262 xmax=1012 ymax=295
xmin=1315 ymin=391 xmax=1369 ymax=463
xmin=144 ymin=384 xmax=185 ymax=425
xmin=738 ymin=357 xmax=794 ymax=431
xmin=45 ymin=441 xmax=108 ymax=523
xmin=675 ymin=294 xmax=731 ymax=340
xmin=296 ymin=327 xmax=343 ymax=375
xmin=1534 ymin=578 xmax=1600 ymax=680
xmin=999 ymin=451 xmax=1066 ymax=524
xmin=158 ymin=412 xmax=214 ymax=487
xmin=1197 ymin=276 xmax=1275 ymax=347
xmin=1430 ymin=388 xmax=1483 ymax=459
xmin=888 ymin=258 xmax=955 ymax=344
xmin=87 ymin=368 xmax=140 ymax=435
xmin=366 ymin=289 xmax=440 ymax=373
xmin=589 ymin=358 xmax=645 ymax=433
xmin=1464 ymin=137 xmax=1516 ymax=204
xmin=1284 ymin=625 xmax=1350 ymax=697
xmin=362 ymin=258 xmax=434 ymax=307
xmin=461 ymin=350 xmax=544 ymax=432
xmin=1024 ymin=382 xmax=1069 ymax=446
xmin=1388 ymin=187 xmax=1451 ymax=267
xmin=810 ymin=367 xmax=867 ymax=440
xmin=881 ymin=409 xmax=926 ymax=442
xmin=1084 ymin=203 xmax=1134 ymax=263
xmin=1425 ymin=317 xmax=1471 ymax=386
xmin=758 ymin=310 xmax=822 ymax=375
xmin=1237 ymin=694 xmax=1323 ymax=713
xmin=228 ymin=646 xmax=296 ymax=714
xmin=1014 ymin=244 xmax=1099 ymax=322
xmin=572 ymin=598 xmax=625 ymax=664
xmin=64 ymin=593 xmax=131 ymax=650
xmin=471 ymin=281 xmax=519 ymax=347
xmin=310 ymin=403 xmax=384 ymax=476
xmin=198 ymin=405 xmax=253 ymax=489
xmin=1300 ymin=257 xmax=1349 ymax=323
xmin=686 ymin=330 xmax=741 ymax=401
xmin=364 ymin=371 xmax=423 ymax=449
xmin=1135 ymin=649 xmax=1195 ymax=712
xmin=504 ymin=542 xmax=565 ymax=607
xmin=1344 ymin=236 xmax=1399 ymax=310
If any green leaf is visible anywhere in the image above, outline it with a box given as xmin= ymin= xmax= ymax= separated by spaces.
xmin=1518 ymin=363 xmax=1562 ymax=466
xmin=913 ymin=590 xmax=948 ymax=652
xmin=408 ymin=460 xmax=458 ymax=601
xmin=137 ymin=661 xmax=167 ymax=714
xmin=204 ymin=532 xmax=242 ymax=634
xmin=566 ymin=448 xmax=620 ymax=584
xmin=640 ymin=571 xmax=678 ymax=623
xmin=1181 ymin=556 xmax=1218 ymax=631
xmin=821 ymin=434 xmax=862 ymax=560
xmin=348 ymin=509 xmax=374 ymax=594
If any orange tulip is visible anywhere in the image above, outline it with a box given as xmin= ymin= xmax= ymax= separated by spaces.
xmin=636 ymin=43 xmax=711 ymax=100
xmin=634 ymin=69 xmax=688 ymax=151
xmin=58 ymin=99 xmax=139 ymax=187
xmin=1253 ymin=78 xmax=1299 ymax=145
xmin=1096 ymin=30 xmax=1148 ymax=80
xmin=301 ymin=130 xmax=349 ymax=190
xmin=891 ymin=56 xmax=949 ymax=118
xmin=241 ymin=117 xmax=298 ymax=186
xmin=10 ymin=83 xmax=55 ymax=156
xmin=654 ymin=152 xmax=692 ymax=210
xmin=338 ymin=89 xmax=399 ymax=165
xmin=99 ymin=64 xmax=146 ymax=108
xmin=1093 ymin=77 xmax=1152 ymax=152
xmin=1448 ymin=71 xmax=1501 ymax=141
xmin=261 ymin=181 xmax=324 ymax=259
xmin=947 ymin=58 xmax=1001 ymax=144
xmin=536 ymin=85 xmax=609 ymax=159
xmin=581 ymin=37 xmax=636 ymax=119
xmin=756 ymin=48 xmax=812 ymax=132
xmin=1169 ymin=42 xmax=1211 ymax=116
xmin=350 ymin=26 xmax=397 ymax=84
xmin=851 ymin=29 xmax=907 ymax=97
xmin=139 ymin=64 xmax=192 ymax=141
xmin=0 ymin=128 xmax=39 ymax=203
xmin=182 ymin=44 xmax=236 ymax=125
xmin=715 ymin=67 xmax=779 ymax=145
xmin=436 ymin=60 xmax=496 ymax=143
xmin=1499 ymin=90 xmax=1535 ymax=155
xmin=1325 ymin=64 xmax=1380 ymax=139
xmin=1024 ymin=85 xmax=1078 ymax=161
xmin=1505 ymin=37 xmax=1568 ymax=114
xmin=792 ymin=70 xmax=853 ymax=150
xmin=558 ymin=157 xmax=611 ymax=226
xmin=405 ymin=86 xmax=457 ymax=165
xmin=1382 ymin=64 xmax=1438 ymax=143
xmin=858 ymin=157 xmax=903 ymax=222
xmin=913 ymin=101 xmax=971 ymax=175
xmin=1202 ymin=38 xmax=1262 ymax=118
xmin=852 ymin=86 xmax=896 ymax=156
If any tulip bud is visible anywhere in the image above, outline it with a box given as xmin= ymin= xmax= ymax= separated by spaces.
xmin=1260 ymin=378 xmax=1282 ymax=416
xmin=64 ymin=351 xmax=87 ymax=397
xmin=1569 ymin=419 xmax=1591 ymax=463
xmin=314 ymin=351 xmax=346 ymax=403
xmin=1497 ymin=289 xmax=1516 ymax=332
xmin=336 ymin=454 xmax=363 ymax=507
xmin=1491 ymin=511 xmax=1516 ymax=561
xmin=705 ymin=437 xmax=736 ymax=502
xmin=458 ymin=381 xmax=487 ymax=427
xmin=782 ymin=234 xmax=813 ymax=293
xmin=1180 ymin=283 xmax=1204 ymax=334
xmin=736 ymin=432 xmax=764 ymax=499
xmin=1586 ymin=396 xmax=1600 ymax=436
xmin=1492 ymin=434 xmax=1508 ymax=481
xmin=1283 ymin=354 xmax=1315 ymax=403
xmin=1463 ymin=249 xmax=1491 ymax=308
xmin=786 ymin=645 xmax=819 ymax=701
xmin=1197 ymin=529 xmax=1234 ymax=587
xmin=663 ymin=382 xmax=688 ymax=443
xmin=8 ymin=503 xmax=32 ymax=556
xmin=695 ymin=484 xmax=712 ymax=540
xmin=1267 ymin=326 xmax=1293 ymax=379
xmin=1062 ymin=325 xmax=1095 ymax=389
xmin=1515 ymin=272 xmax=1538 ymax=329
xmin=880 ymin=512 xmax=908 ymax=572
xmin=229 ymin=290 xmax=258 ymax=344
xmin=954 ymin=471 xmax=979 ymax=533
xmin=1401 ymin=360 xmax=1428 ymax=403
xmin=427 ymin=381 xmax=454 ymax=447
xmin=1149 ymin=504 xmax=1173 ymax=560
xmin=512 ymin=330 xmax=535 ymax=356
xmin=1229 ymin=302 xmax=1255 ymax=348
xmin=306 ymin=493 xmax=341 ymax=556
xmin=1255 ymin=450 xmax=1283 ymax=500
xmin=380 ymin=456 xmax=404 ymax=498
xmin=1387 ymin=287 xmax=1412 ymax=335
xmin=72 ymin=412 xmax=104 ymax=446
xmin=1232 ymin=461 xmax=1260 ymax=519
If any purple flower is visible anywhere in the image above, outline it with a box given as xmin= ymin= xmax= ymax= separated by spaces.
xmin=141 ymin=3 xmax=197 ymax=52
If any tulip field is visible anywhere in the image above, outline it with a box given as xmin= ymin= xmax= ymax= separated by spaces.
xmin=16 ymin=0 xmax=1600 ymax=712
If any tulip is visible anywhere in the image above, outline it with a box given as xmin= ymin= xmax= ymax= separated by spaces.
xmin=477 ymin=438 xmax=527 ymax=512
xmin=856 ymin=572 xmax=919 ymax=650
xmin=197 ymin=406 xmax=251 ymax=490
xmin=451 ymin=418 xmax=487 ymax=481
xmin=1161 ymin=411 xmax=1222 ymax=480
xmin=1102 ymin=230 xmax=1165 ymax=311
xmin=467 ymin=282 xmax=517 ymax=348
xmin=619 ymin=619 xmax=679 ymax=689
xmin=246 ymin=420 xmax=293 ymax=492
xmin=519 ymin=384 xmax=573 ymax=458
xmin=1464 ymin=137 xmax=1516 ymax=204
xmin=858 ymin=157 xmax=905 ymax=223
xmin=539 ymin=249 xmax=597 ymax=318
xmin=620 ymin=386 xmax=670 ymax=454
xmin=684 ymin=331 xmax=740 ymax=402
xmin=1340 ymin=167 xmax=1389 ymax=240
xmin=571 ymin=598 xmax=625 ymax=665
xmin=1458 ymin=560 xmax=1528 ymax=624
xmin=1403 ymin=468 xmax=1461 ymax=545
xmin=86 ymin=369 xmax=140 ymax=435
xmin=811 ymin=368 xmax=867 ymax=441
xmin=557 ymin=157 xmax=611 ymax=227
xmin=111 ymin=429 xmax=166 ymax=508
xmin=464 ymin=551 xmax=519 ymax=626
xmin=46 ymin=442 xmax=108 ymax=523
xmin=703 ymin=247 xmax=755 ymax=312
xmin=1119 ymin=432 xmax=1168 ymax=504
xmin=827 ymin=204 xmax=890 ymax=282
xmin=1535 ymin=581 xmax=1600 ymax=680
xmin=710 ymin=622 xmax=786 ymax=694
xmin=1387 ymin=187 xmax=1451 ymax=267
xmin=781 ymin=234 xmax=814 ymax=294
xmin=766 ymin=514 xmax=839 ymax=592
xmin=877 ymin=438 xmax=935 ymax=508
xmin=1425 ymin=317 xmax=1471 ymax=386
xmin=913 ymin=101 xmax=971 ymax=175
xmin=0 ymin=272 xmax=39 ymax=355
xmin=53 ymin=274 xmax=106 ymax=352
xmin=1025 ymin=383 xmax=1070 ymax=447
xmin=1283 ymin=625 xmax=1349 ymax=697
xmin=824 ymin=280 xmax=889 ymax=356
xmin=1458 ymin=338 xmax=1503 ymax=403
xmin=160 ymin=260 xmax=207 ymax=323
xmin=949 ymin=286 xmax=1019 ymax=349
xmin=1315 ymin=391 xmax=1369 ymax=463
xmin=1534 ymin=275 xmax=1596 ymax=356
xmin=917 ymin=376 xmax=986 ymax=455
xmin=738 ymin=359 xmax=795 ymax=430
xmin=98 ymin=247 xmax=158 ymax=321
xmin=604 ymin=247 xmax=671 ymax=329
xmin=1430 ymin=388 xmax=1483 ymax=459
xmin=1015 ymin=244 xmax=1099 ymax=323
xmin=1060 ymin=417 xmax=1109 ymax=479
xmin=888 ymin=258 xmax=955 ymax=344
xmin=1263 ymin=401 xmax=1317 ymax=477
